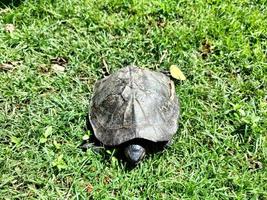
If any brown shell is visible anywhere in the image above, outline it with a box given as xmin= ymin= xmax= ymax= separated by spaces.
xmin=89 ymin=66 xmax=180 ymax=146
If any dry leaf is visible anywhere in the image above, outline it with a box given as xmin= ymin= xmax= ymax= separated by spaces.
xmin=169 ymin=65 xmax=186 ymax=80
xmin=51 ymin=64 xmax=65 ymax=73
xmin=5 ymin=24 xmax=15 ymax=33
xmin=0 ymin=8 xmax=11 ymax=14
xmin=159 ymin=50 xmax=168 ymax=64
xmin=10 ymin=61 xmax=22 ymax=65
xmin=0 ymin=61 xmax=22 ymax=71
xmin=102 ymin=58 xmax=110 ymax=76
xmin=85 ymin=183 xmax=93 ymax=193
xmin=0 ymin=63 xmax=14 ymax=71
xmin=51 ymin=57 xmax=68 ymax=66
xmin=50 ymin=57 xmax=68 ymax=73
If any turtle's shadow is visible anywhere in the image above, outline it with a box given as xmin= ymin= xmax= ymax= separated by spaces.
xmin=83 ymin=115 xmax=132 ymax=167
xmin=82 ymin=115 xmax=168 ymax=170
xmin=82 ymin=115 xmax=122 ymax=159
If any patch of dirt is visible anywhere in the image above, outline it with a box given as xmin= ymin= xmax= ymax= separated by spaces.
xmin=245 ymin=153 xmax=263 ymax=171
xmin=38 ymin=57 xmax=68 ymax=74
xmin=103 ymin=176 xmax=111 ymax=185
xmin=200 ymin=39 xmax=213 ymax=59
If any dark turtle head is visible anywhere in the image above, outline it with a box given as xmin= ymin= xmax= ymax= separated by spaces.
xmin=124 ymin=144 xmax=146 ymax=165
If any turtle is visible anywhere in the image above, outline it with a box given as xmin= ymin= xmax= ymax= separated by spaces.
xmin=89 ymin=65 xmax=180 ymax=165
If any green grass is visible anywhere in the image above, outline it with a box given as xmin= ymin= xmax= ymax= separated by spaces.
xmin=0 ymin=0 xmax=266 ymax=199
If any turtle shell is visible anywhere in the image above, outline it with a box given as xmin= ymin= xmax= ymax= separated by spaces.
xmin=89 ymin=66 xmax=180 ymax=146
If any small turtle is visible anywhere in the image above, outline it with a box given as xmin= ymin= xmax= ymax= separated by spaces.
xmin=89 ymin=66 xmax=180 ymax=164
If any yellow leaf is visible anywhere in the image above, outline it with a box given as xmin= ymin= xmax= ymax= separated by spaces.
xmin=169 ymin=65 xmax=186 ymax=80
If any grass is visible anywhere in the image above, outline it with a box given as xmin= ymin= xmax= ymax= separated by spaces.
xmin=0 ymin=0 xmax=266 ymax=199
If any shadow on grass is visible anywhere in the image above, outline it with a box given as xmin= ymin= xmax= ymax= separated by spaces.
xmin=0 ymin=0 xmax=23 ymax=8
xmin=232 ymin=123 xmax=252 ymax=142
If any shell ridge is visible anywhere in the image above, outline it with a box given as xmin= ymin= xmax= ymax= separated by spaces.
xmin=128 ymin=66 xmax=137 ymax=138
xmin=134 ymin=91 xmax=158 ymax=139
xmin=135 ymin=68 xmax=164 ymax=140
xmin=148 ymin=71 xmax=168 ymax=88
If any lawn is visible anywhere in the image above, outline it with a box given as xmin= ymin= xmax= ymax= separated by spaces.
xmin=0 ymin=0 xmax=266 ymax=199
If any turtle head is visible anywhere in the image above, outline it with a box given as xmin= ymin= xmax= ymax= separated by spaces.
xmin=124 ymin=144 xmax=146 ymax=165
